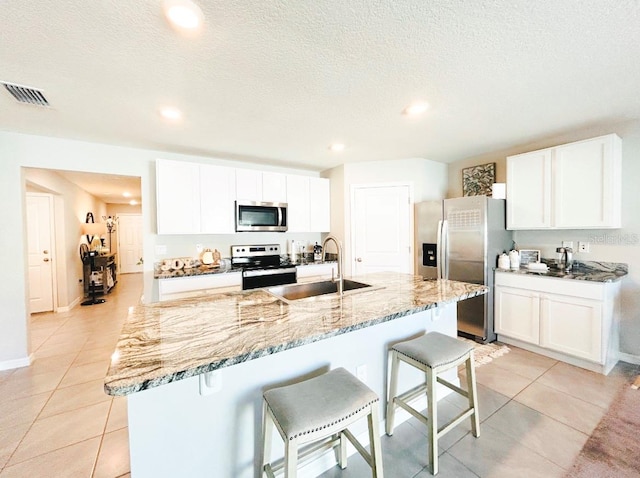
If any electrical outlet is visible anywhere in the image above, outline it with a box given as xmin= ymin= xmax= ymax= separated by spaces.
xmin=578 ymin=241 xmax=590 ymax=253
xmin=562 ymin=241 xmax=573 ymax=249
xmin=155 ymin=245 xmax=167 ymax=255
xmin=196 ymin=244 xmax=203 ymax=253
xmin=199 ymin=370 xmax=222 ymax=396
xmin=356 ymin=364 xmax=367 ymax=383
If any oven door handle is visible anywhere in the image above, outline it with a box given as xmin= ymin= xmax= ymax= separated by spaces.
xmin=242 ymin=267 xmax=297 ymax=278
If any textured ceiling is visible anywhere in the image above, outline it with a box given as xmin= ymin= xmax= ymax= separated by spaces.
xmin=1 ymin=1 xmax=639 ymax=171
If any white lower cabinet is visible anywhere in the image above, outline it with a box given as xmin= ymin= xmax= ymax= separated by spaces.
xmin=494 ymin=271 xmax=619 ymax=373
xmin=158 ymin=273 xmax=242 ymax=302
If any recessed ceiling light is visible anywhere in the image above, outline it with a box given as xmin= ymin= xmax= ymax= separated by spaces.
xmin=329 ymin=143 xmax=346 ymax=152
xmin=129 ymin=200 xmax=138 ymax=206
xmin=163 ymin=0 xmax=204 ymax=30
xmin=159 ymin=106 xmax=183 ymax=121
xmin=402 ymin=101 xmax=429 ymax=116
xmin=123 ymin=192 xmax=131 ymax=198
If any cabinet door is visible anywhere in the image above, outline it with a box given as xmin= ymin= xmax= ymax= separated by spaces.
xmin=262 ymin=172 xmax=287 ymax=203
xmin=309 ymin=177 xmax=330 ymax=232
xmin=506 ymin=150 xmax=552 ymax=230
xmin=235 ymin=169 xmax=262 ymax=201
xmin=494 ymin=286 xmax=540 ymax=344
xmin=200 ymin=165 xmax=236 ymax=234
xmin=553 ymin=135 xmax=621 ymax=228
xmin=286 ymin=175 xmax=310 ymax=232
xmin=540 ymin=294 xmax=602 ymax=362
xmin=156 ymin=159 xmax=200 ymax=234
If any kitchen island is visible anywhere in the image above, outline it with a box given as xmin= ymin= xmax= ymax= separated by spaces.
xmin=105 ymin=272 xmax=487 ymax=478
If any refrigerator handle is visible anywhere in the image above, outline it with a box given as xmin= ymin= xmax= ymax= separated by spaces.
xmin=436 ymin=220 xmax=443 ymax=279
xmin=442 ymin=219 xmax=449 ymax=280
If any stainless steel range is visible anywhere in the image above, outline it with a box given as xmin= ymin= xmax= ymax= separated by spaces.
xmin=231 ymin=244 xmax=297 ymax=290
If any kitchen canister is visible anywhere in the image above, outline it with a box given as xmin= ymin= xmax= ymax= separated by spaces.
xmin=508 ymin=250 xmax=521 ymax=270
xmin=498 ymin=253 xmax=510 ymax=270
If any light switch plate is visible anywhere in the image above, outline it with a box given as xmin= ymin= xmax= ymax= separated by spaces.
xmin=155 ymin=245 xmax=167 ymax=255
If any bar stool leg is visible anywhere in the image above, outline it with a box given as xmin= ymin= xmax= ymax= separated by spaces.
xmin=465 ymin=352 xmax=480 ymax=438
xmin=261 ymin=401 xmax=273 ymax=477
xmin=426 ymin=368 xmax=438 ymax=475
xmin=368 ymin=402 xmax=384 ymax=478
xmin=284 ymin=437 xmax=298 ymax=478
xmin=338 ymin=432 xmax=347 ymax=469
xmin=386 ymin=350 xmax=400 ymax=436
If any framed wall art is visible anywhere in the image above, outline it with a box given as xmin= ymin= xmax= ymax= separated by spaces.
xmin=462 ymin=162 xmax=496 ymax=196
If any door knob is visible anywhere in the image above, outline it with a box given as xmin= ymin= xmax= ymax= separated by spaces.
xmin=43 ymin=258 xmax=50 ymax=262
xmin=356 ymin=257 xmax=362 ymax=262
xmin=43 ymin=250 xmax=49 ymax=254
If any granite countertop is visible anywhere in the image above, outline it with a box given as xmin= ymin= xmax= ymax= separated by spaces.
xmin=496 ymin=260 xmax=628 ymax=283
xmin=105 ymin=273 xmax=487 ymax=396
xmin=154 ymin=256 xmax=337 ymax=280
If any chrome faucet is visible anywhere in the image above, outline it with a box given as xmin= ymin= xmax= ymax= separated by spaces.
xmin=322 ymin=234 xmax=343 ymax=296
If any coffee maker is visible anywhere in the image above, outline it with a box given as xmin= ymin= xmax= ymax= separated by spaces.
xmin=556 ymin=246 xmax=574 ymax=271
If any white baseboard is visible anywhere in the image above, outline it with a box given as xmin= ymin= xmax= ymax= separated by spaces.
xmin=618 ymin=352 xmax=640 ymax=366
xmin=56 ymin=296 xmax=81 ymax=313
xmin=0 ymin=353 xmax=33 ymax=371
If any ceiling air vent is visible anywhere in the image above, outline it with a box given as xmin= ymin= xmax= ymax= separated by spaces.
xmin=2 ymin=81 xmax=49 ymax=107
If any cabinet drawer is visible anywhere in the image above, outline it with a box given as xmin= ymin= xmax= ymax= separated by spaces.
xmin=159 ymin=273 xmax=241 ymax=296
xmin=495 ymin=272 xmax=604 ymax=300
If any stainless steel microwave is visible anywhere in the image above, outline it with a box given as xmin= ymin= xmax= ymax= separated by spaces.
xmin=235 ymin=200 xmax=288 ymax=232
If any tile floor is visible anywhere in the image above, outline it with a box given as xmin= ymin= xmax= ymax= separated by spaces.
xmin=0 ymin=273 xmax=141 ymax=477
xmin=1 ymin=273 xmax=638 ymax=478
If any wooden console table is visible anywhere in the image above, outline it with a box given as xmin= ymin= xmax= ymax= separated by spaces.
xmin=83 ymin=253 xmax=117 ymax=296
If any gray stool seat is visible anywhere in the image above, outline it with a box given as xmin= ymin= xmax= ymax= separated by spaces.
xmin=392 ymin=332 xmax=474 ymax=368
xmin=262 ymin=367 xmax=384 ymax=477
xmin=264 ymin=367 xmax=378 ymax=443
xmin=386 ymin=332 xmax=480 ymax=476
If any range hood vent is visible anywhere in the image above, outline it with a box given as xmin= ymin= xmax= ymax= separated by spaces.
xmin=2 ymin=81 xmax=49 ymax=107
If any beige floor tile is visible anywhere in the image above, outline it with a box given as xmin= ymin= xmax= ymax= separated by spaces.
xmin=0 ymin=392 xmax=51 ymax=429
xmin=39 ymin=379 xmax=112 ymax=418
xmin=0 ymin=422 xmax=31 ymax=469
xmin=106 ymin=397 xmax=128 ymax=433
xmin=445 ymin=381 xmax=510 ymax=422
xmin=8 ymin=401 xmax=110 ymax=465
xmin=484 ymin=400 xmax=589 ymax=469
xmin=0 ymin=437 xmax=100 ymax=478
xmin=514 ymin=381 xmax=605 ymax=435
xmin=489 ymin=346 xmax=558 ymax=380
xmin=0 ymin=368 xmax=65 ymax=403
xmin=536 ymin=361 xmax=626 ymax=409
xmin=93 ymin=428 xmax=130 ymax=478
xmin=58 ymin=360 xmax=109 ymax=388
xmin=72 ymin=346 xmax=115 ymax=366
xmin=9 ymin=353 xmax=75 ymax=378
xmin=32 ymin=340 xmax=85 ymax=359
xmin=448 ymin=423 xmax=565 ymax=478
xmin=465 ymin=361 xmax=533 ymax=398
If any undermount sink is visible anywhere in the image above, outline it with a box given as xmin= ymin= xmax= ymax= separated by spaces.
xmin=267 ymin=279 xmax=374 ymax=302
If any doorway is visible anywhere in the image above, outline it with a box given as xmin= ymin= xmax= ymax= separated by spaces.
xmin=26 ymin=193 xmax=56 ymax=313
xmin=351 ymin=184 xmax=413 ymax=276
xmin=118 ymin=214 xmax=143 ymax=274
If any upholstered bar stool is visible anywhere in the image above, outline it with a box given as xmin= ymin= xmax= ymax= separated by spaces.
xmin=385 ymin=332 xmax=480 ymax=475
xmin=261 ymin=367 xmax=384 ymax=478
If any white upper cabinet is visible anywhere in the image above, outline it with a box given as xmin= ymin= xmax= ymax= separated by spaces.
xmin=262 ymin=172 xmax=287 ymax=203
xmin=286 ymin=174 xmax=310 ymax=232
xmin=506 ymin=134 xmax=621 ymax=230
xmin=235 ymin=169 xmax=262 ymax=201
xmin=200 ymin=164 xmax=236 ymax=234
xmin=309 ymin=177 xmax=330 ymax=232
xmin=156 ymin=159 xmax=201 ymax=234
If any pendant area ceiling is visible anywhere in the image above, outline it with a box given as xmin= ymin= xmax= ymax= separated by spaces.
xmin=1 ymin=1 xmax=639 ymax=171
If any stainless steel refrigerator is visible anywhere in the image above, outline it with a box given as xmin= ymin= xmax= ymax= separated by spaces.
xmin=415 ymin=196 xmax=512 ymax=343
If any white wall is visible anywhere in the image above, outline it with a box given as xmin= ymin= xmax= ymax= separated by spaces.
xmin=447 ymin=119 xmax=640 ymax=360
xmin=323 ymin=158 xmax=448 ymax=276
xmin=0 ymin=131 xmax=322 ymax=368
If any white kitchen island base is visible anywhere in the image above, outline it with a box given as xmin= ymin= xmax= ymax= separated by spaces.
xmin=128 ymin=305 xmax=457 ymax=478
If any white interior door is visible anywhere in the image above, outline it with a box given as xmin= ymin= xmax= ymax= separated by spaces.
xmin=118 ymin=214 xmax=143 ymax=274
xmin=352 ymin=185 xmax=412 ymax=275
xmin=27 ymin=193 xmax=54 ymax=313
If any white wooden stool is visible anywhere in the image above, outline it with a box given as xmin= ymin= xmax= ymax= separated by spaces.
xmin=385 ymin=332 xmax=480 ymax=475
xmin=261 ymin=367 xmax=384 ymax=477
